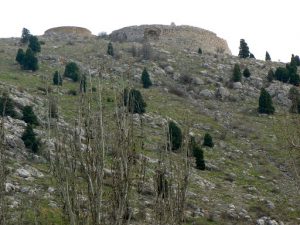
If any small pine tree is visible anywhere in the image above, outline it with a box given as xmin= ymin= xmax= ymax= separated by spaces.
xmin=243 ymin=68 xmax=251 ymax=78
xmin=16 ymin=48 xmax=25 ymax=65
xmin=275 ymin=67 xmax=289 ymax=83
xmin=258 ymin=88 xmax=275 ymax=114
xmin=22 ymin=105 xmax=39 ymax=126
xmin=0 ymin=93 xmax=17 ymax=118
xmin=267 ymin=69 xmax=275 ymax=82
xmin=123 ymin=88 xmax=147 ymax=114
xmin=21 ymin=28 xmax=31 ymax=44
xmin=238 ymin=39 xmax=250 ymax=58
xmin=249 ymin=53 xmax=255 ymax=59
xmin=64 ymin=62 xmax=80 ymax=82
xmin=203 ymin=133 xmax=214 ymax=148
xmin=289 ymin=73 xmax=300 ymax=86
xmin=22 ymin=48 xmax=38 ymax=71
xmin=53 ymin=71 xmax=63 ymax=85
xmin=232 ymin=64 xmax=242 ymax=82
xmin=198 ymin=48 xmax=202 ymax=54
xmin=107 ymin=42 xmax=114 ymax=56
xmin=21 ymin=125 xmax=40 ymax=153
xmin=265 ymin=51 xmax=271 ymax=61
xmin=28 ymin=36 xmax=41 ymax=53
xmin=168 ymin=121 xmax=182 ymax=151
xmin=193 ymin=145 xmax=205 ymax=170
xmin=141 ymin=68 xmax=152 ymax=88
xmin=190 ymin=137 xmax=205 ymax=170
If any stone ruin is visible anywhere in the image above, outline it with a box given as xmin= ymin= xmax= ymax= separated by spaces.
xmin=110 ymin=24 xmax=231 ymax=54
xmin=44 ymin=26 xmax=92 ymax=37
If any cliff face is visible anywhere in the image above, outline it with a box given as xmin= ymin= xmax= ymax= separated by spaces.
xmin=44 ymin=26 xmax=92 ymax=37
xmin=110 ymin=24 xmax=231 ymax=54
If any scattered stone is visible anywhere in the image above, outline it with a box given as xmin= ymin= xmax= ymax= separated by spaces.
xmin=164 ymin=65 xmax=174 ymax=74
xmin=199 ymin=89 xmax=214 ymax=98
xmin=16 ymin=168 xmax=30 ymax=178
xmin=215 ymin=86 xmax=230 ymax=100
xmin=232 ymin=82 xmax=243 ymax=89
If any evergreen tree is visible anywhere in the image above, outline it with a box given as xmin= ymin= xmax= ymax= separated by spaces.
xmin=21 ymin=125 xmax=40 ymax=153
xmin=203 ymin=133 xmax=214 ymax=148
xmin=21 ymin=28 xmax=31 ymax=44
xmin=275 ymin=67 xmax=289 ymax=83
xmin=267 ymin=69 xmax=275 ymax=82
xmin=198 ymin=48 xmax=202 ymax=54
xmin=289 ymin=72 xmax=300 ymax=86
xmin=141 ymin=68 xmax=152 ymax=88
xmin=249 ymin=53 xmax=255 ymax=59
xmin=28 ymin=36 xmax=41 ymax=53
xmin=123 ymin=88 xmax=147 ymax=114
xmin=190 ymin=137 xmax=205 ymax=170
xmin=265 ymin=51 xmax=271 ymax=61
xmin=53 ymin=71 xmax=63 ymax=85
xmin=243 ymin=68 xmax=251 ymax=78
xmin=258 ymin=88 xmax=275 ymax=114
xmin=16 ymin=48 xmax=25 ymax=65
xmin=168 ymin=121 xmax=182 ymax=151
xmin=0 ymin=93 xmax=17 ymax=118
xmin=64 ymin=62 xmax=80 ymax=82
xmin=23 ymin=48 xmax=38 ymax=71
xmin=107 ymin=42 xmax=114 ymax=56
xmin=22 ymin=105 xmax=39 ymax=126
xmin=232 ymin=64 xmax=242 ymax=82
xmin=294 ymin=55 xmax=300 ymax=66
xmin=238 ymin=39 xmax=250 ymax=58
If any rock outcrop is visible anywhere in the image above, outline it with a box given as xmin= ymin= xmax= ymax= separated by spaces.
xmin=110 ymin=24 xmax=231 ymax=54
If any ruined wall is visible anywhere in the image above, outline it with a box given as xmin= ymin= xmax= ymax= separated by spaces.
xmin=110 ymin=25 xmax=231 ymax=54
xmin=44 ymin=26 xmax=92 ymax=37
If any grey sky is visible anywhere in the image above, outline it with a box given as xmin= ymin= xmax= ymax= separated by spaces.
xmin=1 ymin=0 xmax=299 ymax=62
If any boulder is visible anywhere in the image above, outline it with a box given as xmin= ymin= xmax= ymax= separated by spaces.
xmin=16 ymin=168 xmax=30 ymax=178
xmin=199 ymin=89 xmax=214 ymax=98
xmin=215 ymin=86 xmax=230 ymax=100
xmin=232 ymin=82 xmax=243 ymax=89
xmin=164 ymin=66 xmax=174 ymax=74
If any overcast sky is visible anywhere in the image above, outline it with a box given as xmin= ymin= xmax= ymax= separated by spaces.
xmin=1 ymin=0 xmax=299 ymax=62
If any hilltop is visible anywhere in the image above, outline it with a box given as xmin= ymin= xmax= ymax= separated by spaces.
xmin=0 ymin=24 xmax=299 ymax=225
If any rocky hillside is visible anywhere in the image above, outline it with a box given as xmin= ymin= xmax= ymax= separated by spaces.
xmin=0 ymin=25 xmax=299 ymax=225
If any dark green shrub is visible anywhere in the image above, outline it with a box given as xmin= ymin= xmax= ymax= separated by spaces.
xmin=16 ymin=48 xmax=25 ymax=65
xmin=289 ymin=87 xmax=300 ymax=113
xmin=203 ymin=133 xmax=214 ymax=148
xmin=243 ymin=68 xmax=251 ymax=78
xmin=0 ymin=93 xmax=17 ymax=118
xmin=275 ymin=67 xmax=289 ymax=83
xmin=265 ymin=51 xmax=271 ymax=61
xmin=123 ymin=88 xmax=146 ymax=114
xmin=64 ymin=62 xmax=80 ymax=82
xmin=232 ymin=64 xmax=242 ymax=82
xmin=22 ymin=106 xmax=39 ymax=126
xmin=168 ymin=121 xmax=182 ymax=151
xmin=190 ymin=137 xmax=205 ymax=170
xmin=22 ymin=48 xmax=38 ymax=71
xmin=238 ymin=39 xmax=250 ymax=58
xmin=258 ymin=88 xmax=275 ymax=114
xmin=198 ymin=48 xmax=202 ymax=54
xmin=141 ymin=68 xmax=152 ymax=88
xmin=21 ymin=28 xmax=31 ymax=44
xmin=53 ymin=71 xmax=63 ymax=85
xmin=249 ymin=53 xmax=255 ymax=59
xmin=28 ymin=36 xmax=41 ymax=53
xmin=21 ymin=125 xmax=40 ymax=153
xmin=107 ymin=42 xmax=114 ymax=56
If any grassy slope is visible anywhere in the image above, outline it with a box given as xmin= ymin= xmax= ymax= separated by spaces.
xmin=0 ymin=36 xmax=299 ymax=224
